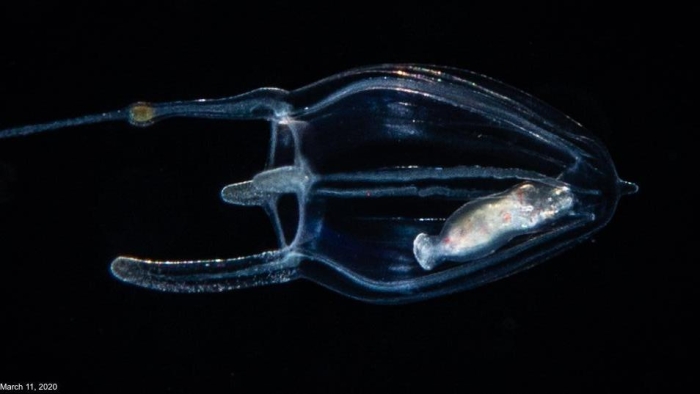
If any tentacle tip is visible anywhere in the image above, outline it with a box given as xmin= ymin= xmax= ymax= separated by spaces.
xmin=619 ymin=179 xmax=639 ymax=196
xmin=110 ymin=256 xmax=146 ymax=283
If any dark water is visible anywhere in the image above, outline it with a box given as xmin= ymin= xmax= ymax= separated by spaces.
xmin=0 ymin=3 xmax=691 ymax=393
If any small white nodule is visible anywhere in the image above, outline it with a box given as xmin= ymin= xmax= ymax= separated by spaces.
xmin=413 ymin=233 xmax=439 ymax=270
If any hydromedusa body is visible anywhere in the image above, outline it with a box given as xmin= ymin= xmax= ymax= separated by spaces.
xmin=0 ymin=65 xmax=636 ymax=303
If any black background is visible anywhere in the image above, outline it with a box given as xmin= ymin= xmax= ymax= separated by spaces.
xmin=0 ymin=2 xmax=692 ymax=393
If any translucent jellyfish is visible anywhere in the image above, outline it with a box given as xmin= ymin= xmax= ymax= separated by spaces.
xmin=0 ymin=64 xmax=637 ymax=303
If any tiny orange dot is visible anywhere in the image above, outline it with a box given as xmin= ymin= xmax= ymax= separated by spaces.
xmin=502 ymin=211 xmax=512 ymax=223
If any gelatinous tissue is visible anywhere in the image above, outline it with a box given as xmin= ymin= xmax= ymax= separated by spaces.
xmin=0 ymin=65 xmax=637 ymax=303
